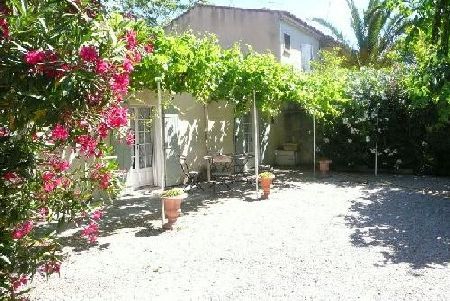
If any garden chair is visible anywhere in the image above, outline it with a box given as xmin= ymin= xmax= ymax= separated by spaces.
xmin=179 ymin=155 xmax=203 ymax=191
xmin=210 ymin=154 xmax=234 ymax=191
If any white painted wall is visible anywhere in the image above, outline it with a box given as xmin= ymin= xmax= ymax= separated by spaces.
xmin=279 ymin=20 xmax=320 ymax=71
xmin=118 ymin=90 xmax=235 ymax=187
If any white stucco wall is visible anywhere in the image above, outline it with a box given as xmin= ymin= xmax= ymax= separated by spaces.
xmin=279 ymin=19 xmax=320 ymax=71
xmin=121 ymin=90 xmax=235 ymax=186
xmin=167 ymin=5 xmax=281 ymax=57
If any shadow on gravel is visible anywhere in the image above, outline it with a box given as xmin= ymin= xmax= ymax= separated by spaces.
xmin=346 ymin=185 xmax=450 ymax=269
xmin=57 ymin=187 xmax=225 ymax=252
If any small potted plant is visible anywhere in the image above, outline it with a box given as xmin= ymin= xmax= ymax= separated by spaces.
xmin=161 ymin=188 xmax=187 ymax=230
xmin=259 ymin=172 xmax=275 ymax=199
xmin=318 ymin=158 xmax=332 ymax=175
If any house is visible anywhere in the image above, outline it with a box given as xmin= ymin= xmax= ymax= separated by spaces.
xmin=115 ymin=5 xmax=334 ymax=190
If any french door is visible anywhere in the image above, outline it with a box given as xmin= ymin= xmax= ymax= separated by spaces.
xmin=128 ymin=107 xmax=154 ymax=188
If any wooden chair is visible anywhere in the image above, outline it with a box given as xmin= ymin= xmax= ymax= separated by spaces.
xmin=179 ymin=155 xmax=203 ymax=191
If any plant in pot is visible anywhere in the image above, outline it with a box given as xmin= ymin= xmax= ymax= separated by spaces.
xmin=259 ymin=172 xmax=275 ymax=199
xmin=161 ymin=188 xmax=187 ymax=230
xmin=318 ymin=158 xmax=332 ymax=175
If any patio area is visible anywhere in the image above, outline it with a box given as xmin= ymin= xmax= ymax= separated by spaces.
xmin=28 ymin=170 xmax=450 ymax=300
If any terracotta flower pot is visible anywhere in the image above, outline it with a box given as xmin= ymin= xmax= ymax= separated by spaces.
xmin=259 ymin=177 xmax=274 ymax=199
xmin=319 ymin=159 xmax=332 ymax=175
xmin=162 ymin=193 xmax=187 ymax=230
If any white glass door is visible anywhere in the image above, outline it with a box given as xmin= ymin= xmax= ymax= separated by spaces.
xmin=128 ymin=107 xmax=153 ymax=188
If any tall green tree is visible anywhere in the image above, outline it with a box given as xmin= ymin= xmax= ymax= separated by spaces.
xmin=313 ymin=0 xmax=408 ymax=66
xmin=107 ymin=0 xmax=208 ymax=25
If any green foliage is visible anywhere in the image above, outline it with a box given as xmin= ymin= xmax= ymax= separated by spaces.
xmin=298 ymin=49 xmax=350 ymax=117
xmin=161 ymin=187 xmax=185 ymax=197
xmin=106 ymin=0 xmax=207 ymax=25
xmin=134 ymin=31 xmax=331 ymax=117
xmin=259 ymin=172 xmax=275 ymax=179
xmin=314 ymin=0 xmax=409 ymax=66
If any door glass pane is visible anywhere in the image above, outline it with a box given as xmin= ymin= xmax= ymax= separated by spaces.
xmin=139 ymin=132 xmax=145 ymax=144
xmin=139 ymin=107 xmax=151 ymax=119
xmin=139 ymin=145 xmax=145 ymax=169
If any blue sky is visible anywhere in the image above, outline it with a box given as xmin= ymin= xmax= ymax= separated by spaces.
xmin=209 ymin=0 xmax=369 ymax=45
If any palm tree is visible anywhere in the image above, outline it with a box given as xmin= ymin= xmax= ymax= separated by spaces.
xmin=313 ymin=0 xmax=408 ymax=66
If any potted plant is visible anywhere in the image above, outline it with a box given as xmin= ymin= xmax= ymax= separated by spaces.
xmin=259 ymin=172 xmax=275 ymax=199
xmin=161 ymin=188 xmax=187 ymax=230
xmin=318 ymin=158 xmax=332 ymax=175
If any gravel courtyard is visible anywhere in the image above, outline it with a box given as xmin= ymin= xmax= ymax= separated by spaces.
xmin=28 ymin=171 xmax=450 ymax=300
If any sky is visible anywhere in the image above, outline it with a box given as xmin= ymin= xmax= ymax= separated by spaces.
xmin=209 ymin=0 xmax=370 ymax=46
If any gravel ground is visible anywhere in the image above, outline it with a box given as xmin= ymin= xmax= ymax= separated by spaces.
xmin=28 ymin=170 xmax=450 ymax=300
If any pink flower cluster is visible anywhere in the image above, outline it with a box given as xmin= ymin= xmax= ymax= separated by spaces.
xmin=125 ymin=129 xmax=135 ymax=145
xmin=0 ymin=126 xmax=9 ymax=137
xmin=2 ymin=171 xmax=22 ymax=185
xmin=79 ymin=45 xmax=99 ymax=62
xmin=125 ymin=30 xmax=137 ymax=50
xmin=49 ymin=157 xmax=70 ymax=172
xmin=95 ymin=59 xmax=110 ymax=74
xmin=91 ymin=209 xmax=104 ymax=221
xmin=97 ymin=122 xmax=109 ymax=139
xmin=39 ymin=261 xmax=61 ymax=276
xmin=24 ymin=49 xmax=66 ymax=78
xmin=51 ymin=124 xmax=69 ymax=141
xmin=11 ymin=275 xmax=28 ymax=292
xmin=110 ymin=72 xmax=130 ymax=99
xmin=25 ymin=50 xmax=46 ymax=64
xmin=11 ymin=220 xmax=34 ymax=240
xmin=0 ymin=17 xmax=8 ymax=40
xmin=81 ymin=221 xmax=99 ymax=243
xmin=105 ymin=106 xmax=128 ymax=128
xmin=91 ymin=164 xmax=112 ymax=189
xmin=76 ymin=135 xmax=100 ymax=157
xmin=42 ymin=171 xmax=62 ymax=192
xmin=144 ymin=43 xmax=154 ymax=54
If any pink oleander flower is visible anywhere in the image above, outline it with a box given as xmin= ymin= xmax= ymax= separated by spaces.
xmin=95 ymin=59 xmax=109 ymax=74
xmin=42 ymin=171 xmax=61 ymax=192
xmin=39 ymin=261 xmax=61 ymax=276
xmin=0 ymin=17 xmax=9 ymax=39
xmin=130 ymin=50 xmax=142 ymax=64
xmin=97 ymin=122 xmax=109 ymax=139
xmin=125 ymin=129 xmax=135 ymax=145
xmin=125 ymin=30 xmax=137 ymax=50
xmin=51 ymin=158 xmax=70 ymax=172
xmin=91 ymin=209 xmax=104 ymax=221
xmin=11 ymin=274 xmax=28 ymax=292
xmin=97 ymin=172 xmax=111 ymax=189
xmin=11 ymin=220 xmax=34 ymax=240
xmin=76 ymin=135 xmax=99 ymax=157
xmin=25 ymin=50 xmax=45 ymax=64
xmin=122 ymin=58 xmax=134 ymax=72
xmin=110 ymin=72 xmax=129 ymax=96
xmin=82 ymin=221 xmax=99 ymax=243
xmin=2 ymin=171 xmax=22 ymax=185
xmin=51 ymin=124 xmax=69 ymax=141
xmin=79 ymin=45 xmax=98 ymax=62
xmin=105 ymin=106 xmax=128 ymax=128
xmin=144 ymin=43 xmax=154 ymax=54
xmin=0 ymin=126 xmax=9 ymax=137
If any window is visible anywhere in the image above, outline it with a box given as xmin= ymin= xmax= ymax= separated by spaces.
xmin=283 ymin=33 xmax=291 ymax=56
xmin=234 ymin=114 xmax=253 ymax=154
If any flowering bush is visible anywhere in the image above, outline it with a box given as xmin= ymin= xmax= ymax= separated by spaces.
xmin=0 ymin=1 xmax=153 ymax=298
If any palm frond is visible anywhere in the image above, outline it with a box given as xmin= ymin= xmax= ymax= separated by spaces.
xmin=311 ymin=17 xmax=350 ymax=48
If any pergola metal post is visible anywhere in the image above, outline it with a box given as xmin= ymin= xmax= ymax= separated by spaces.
xmin=313 ymin=114 xmax=316 ymax=177
xmin=157 ymin=81 xmax=166 ymax=226
xmin=253 ymin=90 xmax=259 ymax=200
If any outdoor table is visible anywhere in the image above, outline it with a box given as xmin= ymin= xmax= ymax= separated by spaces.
xmin=204 ymin=154 xmax=234 ymax=182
